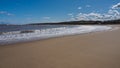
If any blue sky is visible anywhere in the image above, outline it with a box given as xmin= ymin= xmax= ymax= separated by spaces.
xmin=0 ymin=0 xmax=120 ymax=24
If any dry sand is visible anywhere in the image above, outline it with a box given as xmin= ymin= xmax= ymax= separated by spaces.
xmin=0 ymin=25 xmax=120 ymax=68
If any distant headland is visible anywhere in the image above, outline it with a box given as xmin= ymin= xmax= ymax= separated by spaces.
xmin=1 ymin=19 xmax=120 ymax=26
xmin=28 ymin=19 xmax=120 ymax=25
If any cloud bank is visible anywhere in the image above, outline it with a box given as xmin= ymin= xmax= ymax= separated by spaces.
xmin=112 ymin=3 xmax=120 ymax=9
xmin=69 ymin=3 xmax=120 ymax=21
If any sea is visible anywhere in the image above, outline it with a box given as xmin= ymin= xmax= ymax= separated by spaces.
xmin=0 ymin=25 xmax=112 ymax=45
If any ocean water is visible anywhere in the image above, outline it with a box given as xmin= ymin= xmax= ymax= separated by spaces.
xmin=0 ymin=25 xmax=112 ymax=45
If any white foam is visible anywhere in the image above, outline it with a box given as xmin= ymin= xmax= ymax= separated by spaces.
xmin=0 ymin=25 xmax=112 ymax=45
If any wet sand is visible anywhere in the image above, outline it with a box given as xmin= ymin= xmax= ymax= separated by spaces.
xmin=0 ymin=25 xmax=120 ymax=68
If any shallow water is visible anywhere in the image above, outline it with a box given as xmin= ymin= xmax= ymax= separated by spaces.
xmin=0 ymin=25 xmax=112 ymax=45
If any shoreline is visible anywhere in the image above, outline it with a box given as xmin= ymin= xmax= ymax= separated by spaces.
xmin=0 ymin=25 xmax=120 ymax=68
xmin=0 ymin=25 xmax=114 ymax=46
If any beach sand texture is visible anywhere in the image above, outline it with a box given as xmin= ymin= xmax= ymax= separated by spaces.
xmin=0 ymin=25 xmax=120 ymax=68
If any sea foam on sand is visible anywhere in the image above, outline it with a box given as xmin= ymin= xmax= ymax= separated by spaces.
xmin=0 ymin=25 xmax=112 ymax=45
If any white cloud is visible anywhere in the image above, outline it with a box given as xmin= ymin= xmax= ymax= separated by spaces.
xmin=43 ymin=17 xmax=51 ymax=19
xmin=68 ymin=3 xmax=120 ymax=21
xmin=78 ymin=7 xmax=82 ymax=9
xmin=86 ymin=5 xmax=91 ymax=8
xmin=74 ymin=9 xmax=120 ymax=21
xmin=68 ymin=13 xmax=76 ymax=21
xmin=7 ymin=13 xmax=14 ymax=16
xmin=68 ymin=13 xmax=73 ymax=16
xmin=26 ymin=17 xmax=32 ymax=20
xmin=112 ymin=3 xmax=120 ymax=9
xmin=0 ymin=11 xmax=7 ymax=14
xmin=68 ymin=13 xmax=74 ymax=17
xmin=76 ymin=12 xmax=104 ymax=21
xmin=0 ymin=11 xmax=14 ymax=16
xmin=108 ymin=9 xmax=119 ymax=15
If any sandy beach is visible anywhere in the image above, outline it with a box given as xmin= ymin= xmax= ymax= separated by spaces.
xmin=0 ymin=25 xmax=120 ymax=68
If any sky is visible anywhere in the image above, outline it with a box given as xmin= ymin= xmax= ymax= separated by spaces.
xmin=0 ymin=0 xmax=120 ymax=24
